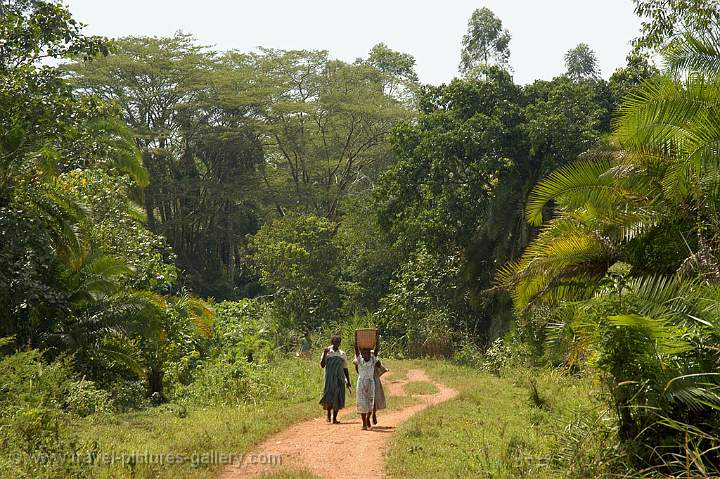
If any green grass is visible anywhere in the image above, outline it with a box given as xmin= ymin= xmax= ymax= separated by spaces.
xmin=75 ymin=356 xmax=329 ymax=479
xmin=55 ymin=357 xmax=613 ymax=479
xmin=381 ymin=358 xmax=411 ymax=381
xmin=71 ymin=356 xmax=421 ymax=479
xmin=403 ymin=381 xmax=439 ymax=395
xmin=385 ymin=362 xmax=615 ymax=479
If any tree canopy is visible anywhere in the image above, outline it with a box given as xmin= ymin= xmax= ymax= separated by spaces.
xmin=564 ymin=43 xmax=601 ymax=81
xmin=459 ymin=7 xmax=511 ymax=76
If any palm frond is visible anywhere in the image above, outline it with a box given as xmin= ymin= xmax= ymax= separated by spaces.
xmin=526 ymin=159 xmax=615 ymax=226
xmin=625 ymin=275 xmax=702 ymax=321
xmin=607 ymin=314 xmax=693 ymax=355
xmin=174 ymin=294 xmax=215 ymax=339
xmin=665 ymin=29 xmax=720 ymax=78
xmin=506 ymin=239 xmax=612 ymax=308
xmin=89 ymin=117 xmax=149 ymax=187
xmin=664 ymin=373 xmax=720 ymax=413
xmin=100 ymin=345 xmax=147 ymax=379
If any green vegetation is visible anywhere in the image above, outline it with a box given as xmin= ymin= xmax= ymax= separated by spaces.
xmin=499 ymin=24 xmax=720 ymax=474
xmin=2 ymin=0 xmax=720 ymax=477
xmin=73 ymin=357 xmax=323 ymax=479
xmin=388 ymin=362 xmax=611 ymax=479
xmin=403 ymin=381 xmax=439 ymax=396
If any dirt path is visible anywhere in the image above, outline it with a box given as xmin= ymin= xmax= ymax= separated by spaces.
xmin=219 ymin=369 xmax=458 ymax=479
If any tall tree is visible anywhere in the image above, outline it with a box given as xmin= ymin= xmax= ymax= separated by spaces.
xmin=0 ymin=0 xmax=148 ymax=346
xmin=66 ymin=34 xmax=265 ymax=298
xmin=230 ymin=49 xmax=410 ymax=220
xmin=459 ymin=7 xmax=511 ymax=76
xmin=364 ymin=42 xmax=419 ymax=103
xmin=564 ymin=43 xmax=601 ymax=81
xmin=375 ymin=69 xmax=525 ymax=340
xmin=374 ymin=65 xmax=614 ymax=342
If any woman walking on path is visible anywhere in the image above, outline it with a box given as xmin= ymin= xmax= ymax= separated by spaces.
xmin=354 ymin=331 xmax=379 ymax=430
xmin=319 ymin=335 xmax=351 ymax=423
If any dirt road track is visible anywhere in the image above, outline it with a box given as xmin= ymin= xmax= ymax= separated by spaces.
xmin=219 ymin=369 xmax=458 ymax=479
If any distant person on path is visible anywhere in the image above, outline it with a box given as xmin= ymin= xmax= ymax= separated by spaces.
xmin=319 ymin=335 xmax=351 ymax=423
xmin=354 ymin=331 xmax=379 ymax=430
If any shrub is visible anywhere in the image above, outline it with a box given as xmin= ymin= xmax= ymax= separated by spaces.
xmin=105 ymin=379 xmax=149 ymax=412
xmin=213 ymin=299 xmax=280 ymax=360
xmin=453 ymin=341 xmax=484 ymax=368
xmin=65 ymin=379 xmax=112 ymax=416
xmin=249 ymin=214 xmax=341 ymax=329
xmin=0 ymin=350 xmax=94 ymax=478
xmin=480 ymin=337 xmax=533 ymax=375
xmin=177 ymin=356 xmax=322 ymax=408
xmin=375 ymin=247 xmax=470 ymax=357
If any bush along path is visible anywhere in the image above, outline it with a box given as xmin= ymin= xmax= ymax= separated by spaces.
xmin=219 ymin=369 xmax=458 ymax=479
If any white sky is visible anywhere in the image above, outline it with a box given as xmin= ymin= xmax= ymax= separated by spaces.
xmin=64 ymin=0 xmax=643 ymax=86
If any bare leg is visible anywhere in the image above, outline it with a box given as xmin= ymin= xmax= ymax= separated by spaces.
xmin=332 ymin=409 xmax=340 ymax=423
xmin=326 ymin=409 xmax=331 ymax=423
xmin=372 ymin=405 xmax=377 ymax=425
xmin=361 ymin=413 xmax=368 ymax=429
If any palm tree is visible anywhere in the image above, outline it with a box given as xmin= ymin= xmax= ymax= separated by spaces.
xmin=500 ymin=29 xmax=720 ymax=308
xmin=499 ymin=28 xmax=720 ymax=472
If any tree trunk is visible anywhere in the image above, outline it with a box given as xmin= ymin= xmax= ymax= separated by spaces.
xmin=148 ymin=367 xmax=165 ymax=403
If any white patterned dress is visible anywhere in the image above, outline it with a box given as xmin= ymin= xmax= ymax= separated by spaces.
xmin=354 ymin=353 xmax=377 ymax=414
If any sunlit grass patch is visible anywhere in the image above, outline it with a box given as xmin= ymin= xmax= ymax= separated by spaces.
xmin=74 ymin=356 xmax=330 ymax=479
xmin=386 ymin=362 xmax=612 ymax=479
xmin=403 ymin=381 xmax=439 ymax=395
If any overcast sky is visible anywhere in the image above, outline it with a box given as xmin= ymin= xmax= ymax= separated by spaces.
xmin=64 ymin=0 xmax=643 ymax=86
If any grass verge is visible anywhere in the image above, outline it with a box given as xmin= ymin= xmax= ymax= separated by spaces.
xmin=76 ymin=357 xmax=327 ymax=479
xmin=403 ymin=381 xmax=439 ymax=395
xmin=385 ymin=362 xmax=615 ymax=479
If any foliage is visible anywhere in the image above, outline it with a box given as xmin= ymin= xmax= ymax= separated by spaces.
xmin=632 ymin=0 xmax=720 ymax=53
xmin=564 ymin=43 xmax=600 ymax=82
xmin=0 ymin=350 xmax=101 ymax=478
xmin=66 ymin=34 xmax=264 ymax=298
xmin=250 ymin=214 xmax=340 ymax=329
xmin=502 ymin=29 xmax=720 ymax=474
xmin=0 ymin=0 xmax=107 ymax=67
xmin=365 ymin=42 xmax=419 ymax=103
xmin=334 ymin=192 xmax=399 ymax=314
xmin=228 ymin=48 xmax=411 ymax=220
xmin=212 ymin=299 xmax=277 ymax=361
xmin=377 ymin=71 xmax=522 ymax=254
xmin=6 ymin=2 xmax=720 ymax=477
xmin=376 ymin=68 xmax=613 ymax=343
xmin=0 ymin=0 xmax=151 ymax=354
xmin=376 ymin=247 xmax=469 ymax=356
xmin=127 ymin=293 xmax=215 ymax=402
xmin=459 ymin=7 xmax=511 ymax=76
xmin=524 ymin=76 xmax=611 ymax=171
xmin=62 ymin=169 xmax=177 ymax=291
xmin=608 ymin=53 xmax=660 ymax=107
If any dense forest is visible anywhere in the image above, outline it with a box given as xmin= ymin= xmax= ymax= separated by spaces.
xmin=2 ymin=0 xmax=720 ymax=477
